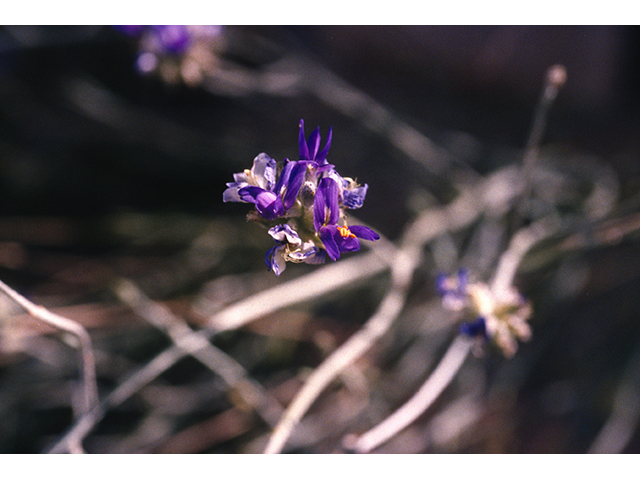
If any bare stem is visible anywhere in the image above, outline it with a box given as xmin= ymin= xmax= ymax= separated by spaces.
xmin=347 ymin=335 xmax=472 ymax=453
xmin=491 ymin=216 xmax=560 ymax=295
xmin=45 ymin=251 xmax=388 ymax=453
xmin=588 ymin=342 xmax=640 ymax=453
xmin=206 ymin=250 xmax=388 ymax=332
xmin=522 ymin=64 xmax=567 ymax=171
xmin=263 ymin=280 xmax=413 ymax=454
xmin=0 ymin=279 xmax=98 ymax=418
xmin=114 ymin=278 xmax=285 ymax=427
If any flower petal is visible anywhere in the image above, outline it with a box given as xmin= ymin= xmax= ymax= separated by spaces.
xmin=343 ymin=183 xmax=368 ymax=209
xmin=268 ymin=224 xmax=301 ymax=246
xmin=274 ymin=159 xmax=294 ymax=194
xmin=288 ymin=241 xmax=321 ymax=262
xmin=319 ymin=226 xmax=340 ymax=261
xmin=305 ymin=251 xmax=326 ymax=264
xmin=250 ymin=153 xmax=277 ymax=190
xmin=319 ymin=177 xmax=340 ymax=225
xmin=316 ymin=127 xmax=332 ymax=163
xmin=335 ymin=230 xmax=361 ymax=252
xmin=239 ymin=187 xmax=283 ymax=220
xmin=307 ymin=127 xmax=321 ymax=160
xmin=282 ymin=161 xmax=307 ymax=210
xmin=222 ymin=181 xmax=248 ymax=203
xmin=349 ymin=225 xmax=380 ymax=241
xmin=298 ymin=120 xmax=310 ymax=160
xmin=256 ymin=192 xmax=283 ymax=219
xmin=313 ymin=183 xmax=325 ymax=232
xmin=289 ymin=242 xmax=327 ymax=265
xmin=265 ymin=244 xmax=286 ymax=276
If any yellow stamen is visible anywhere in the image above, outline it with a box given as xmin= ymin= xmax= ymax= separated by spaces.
xmin=337 ymin=224 xmax=356 ymax=239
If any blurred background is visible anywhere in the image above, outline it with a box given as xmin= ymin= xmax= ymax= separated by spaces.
xmin=0 ymin=25 xmax=639 ymax=453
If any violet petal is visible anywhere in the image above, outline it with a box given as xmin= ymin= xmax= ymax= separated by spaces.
xmin=349 ymin=225 xmax=380 ymax=241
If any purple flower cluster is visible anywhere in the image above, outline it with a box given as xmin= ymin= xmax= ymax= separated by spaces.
xmin=114 ymin=25 xmax=224 ymax=84
xmin=116 ymin=25 xmax=223 ymax=54
xmin=437 ymin=269 xmax=533 ymax=357
xmin=224 ymin=120 xmax=379 ymax=275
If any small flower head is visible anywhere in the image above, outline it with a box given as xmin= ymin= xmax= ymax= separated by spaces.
xmin=225 ymin=120 xmax=379 ymax=275
xmin=298 ymin=119 xmax=332 ymax=164
xmin=435 ymin=268 xmax=469 ymax=311
xmin=313 ymin=177 xmax=379 ymax=261
xmin=437 ymin=270 xmax=533 ymax=358
xmin=115 ymin=25 xmax=225 ymax=86
xmin=265 ymin=224 xmax=325 ymax=276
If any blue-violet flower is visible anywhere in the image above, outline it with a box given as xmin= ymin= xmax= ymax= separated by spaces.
xmin=224 ymin=120 xmax=379 ymax=275
xmin=114 ymin=25 xmax=225 ymax=85
xmin=437 ymin=270 xmax=533 ymax=357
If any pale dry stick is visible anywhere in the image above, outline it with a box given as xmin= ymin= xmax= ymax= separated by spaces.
xmin=47 ymin=345 xmax=184 ymax=453
xmin=490 ymin=216 xmax=561 ymax=296
xmin=588 ymin=343 xmax=640 ymax=453
xmin=263 ymin=246 xmax=419 ymax=454
xmin=46 ymin=252 xmax=388 ymax=453
xmin=0 ymin=279 xmax=98 ymax=416
xmin=263 ymin=189 xmax=485 ymax=454
xmin=114 ymin=278 xmax=285 ymax=427
xmin=518 ymin=65 xmax=567 ymax=223
xmin=208 ymin=249 xmax=388 ymax=332
xmin=346 ymin=335 xmax=472 ymax=453
xmin=522 ymin=65 xmax=567 ymax=172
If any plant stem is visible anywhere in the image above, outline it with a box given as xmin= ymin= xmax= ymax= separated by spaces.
xmin=346 ymin=335 xmax=471 ymax=453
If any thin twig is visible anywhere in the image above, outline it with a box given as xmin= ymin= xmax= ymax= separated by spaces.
xmin=113 ymin=278 xmax=285 ymax=427
xmin=0 ymin=279 xmax=98 ymax=417
xmin=588 ymin=342 xmax=640 ymax=453
xmin=518 ymin=65 xmax=567 ymax=223
xmin=490 ymin=216 xmax=560 ymax=295
xmin=206 ymin=250 xmax=389 ymax=332
xmin=45 ymin=251 xmax=388 ymax=453
xmin=522 ymin=65 xmax=567 ymax=172
xmin=263 ymin=273 xmax=415 ymax=454
xmin=345 ymin=335 xmax=472 ymax=453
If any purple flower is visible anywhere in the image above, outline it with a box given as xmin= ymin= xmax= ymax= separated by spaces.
xmin=223 ymin=153 xmax=306 ymax=220
xmin=114 ymin=25 xmax=145 ymax=36
xmin=313 ymin=177 xmax=379 ymax=261
xmin=152 ymin=25 xmax=191 ymax=53
xmin=437 ymin=270 xmax=533 ymax=357
xmin=459 ymin=317 xmax=488 ymax=338
xmin=225 ymin=119 xmax=379 ymax=275
xmin=436 ymin=269 xmax=469 ymax=311
xmin=299 ymin=119 xmax=332 ymax=164
xmin=265 ymin=224 xmax=324 ymax=276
